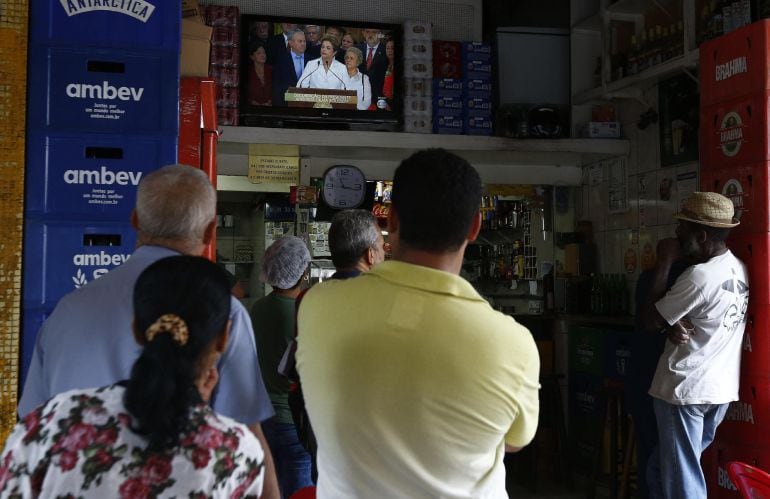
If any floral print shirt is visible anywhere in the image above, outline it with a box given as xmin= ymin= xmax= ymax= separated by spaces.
xmin=0 ymin=385 xmax=264 ymax=498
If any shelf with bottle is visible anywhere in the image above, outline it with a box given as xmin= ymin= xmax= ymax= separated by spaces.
xmin=697 ymin=0 xmax=755 ymax=46
xmin=572 ymin=0 xmax=701 ymax=105
xmin=589 ymin=273 xmax=630 ymax=316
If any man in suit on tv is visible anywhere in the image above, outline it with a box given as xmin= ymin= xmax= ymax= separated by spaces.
xmin=304 ymin=24 xmax=321 ymax=60
xmin=267 ymin=22 xmax=298 ymax=66
xmin=272 ymin=29 xmax=308 ymax=107
xmin=357 ymin=28 xmax=388 ymax=109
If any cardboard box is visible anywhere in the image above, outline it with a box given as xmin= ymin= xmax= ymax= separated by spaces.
xmin=181 ymin=18 xmax=212 ymax=77
xmin=181 ymin=0 xmax=202 ymax=20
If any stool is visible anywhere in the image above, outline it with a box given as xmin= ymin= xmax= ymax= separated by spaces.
xmin=588 ymin=380 xmax=633 ymax=499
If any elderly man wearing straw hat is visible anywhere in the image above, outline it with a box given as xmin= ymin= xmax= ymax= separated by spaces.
xmin=642 ymin=191 xmax=749 ymax=499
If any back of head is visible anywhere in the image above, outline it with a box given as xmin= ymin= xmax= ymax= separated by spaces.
xmin=125 ymin=255 xmax=231 ymax=451
xmin=135 ymin=164 xmax=216 ymax=242
xmin=260 ymin=235 xmax=311 ymax=290
xmin=329 ymin=209 xmax=380 ymax=269
xmin=391 ymin=148 xmax=482 ymax=252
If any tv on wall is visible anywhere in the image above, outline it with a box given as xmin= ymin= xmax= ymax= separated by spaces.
xmin=239 ymin=15 xmax=403 ymax=131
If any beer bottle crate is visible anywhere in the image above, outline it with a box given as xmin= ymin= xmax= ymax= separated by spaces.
xmin=27 ymin=46 xmax=179 ymax=135
xmin=700 ymin=20 xmax=770 ymax=107
xmin=25 ymin=131 xmax=176 ymax=220
xmin=717 ymin=376 xmax=770 ymax=448
xmin=727 ymin=233 xmax=770 ymax=305
xmin=700 ymin=91 xmax=770 ymax=170
xmin=700 ymin=163 xmax=770 ymax=236
xmin=22 ymin=220 xmax=136 ymax=310
xmin=741 ymin=303 xmax=770 ymax=379
xmin=568 ymin=326 xmax=605 ymax=377
xmin=30 ymin=0 xmax=180 ymax=52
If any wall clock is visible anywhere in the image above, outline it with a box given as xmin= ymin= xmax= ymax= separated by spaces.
xmin=322 ymin=165 xmax=365 ymax=209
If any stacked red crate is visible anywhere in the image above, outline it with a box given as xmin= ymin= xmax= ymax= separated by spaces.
xmin=202 ymin=5 xmax=240 ymax=126
xmin=699 ymin=20 xmax=770 ymax=497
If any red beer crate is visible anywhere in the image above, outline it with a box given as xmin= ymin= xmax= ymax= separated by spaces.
xmin=700 ymin=163 xmax=770 ymax=236
xmin=701 ymin=20 xmax=770 ymax=107
xmin=700 ymin=91 xmax=770 ymax=170
xmin=728 ymin=233 xmax=770 ymax=305
xmin=717 ymin=377 xmax=770 ymax=447
xmin=741 ymin=304 xmax=770 ymax=378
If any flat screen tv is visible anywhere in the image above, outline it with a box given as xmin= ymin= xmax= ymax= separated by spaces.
xmin=239 ymin=15 xmax=403 ymax=131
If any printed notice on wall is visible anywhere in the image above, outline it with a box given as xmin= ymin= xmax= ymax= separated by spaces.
xmin=676 ymin=170 xmax=698 ymax=210
xmin=607 ymin=157 xmax=628 ymax=214
xmin=248 ymin=144 xmax=300 ymax=184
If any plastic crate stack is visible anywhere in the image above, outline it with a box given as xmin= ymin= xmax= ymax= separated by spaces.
xmin=402 ymin=21 xmax=433 ymax=134
xmin=22 ymin=2 xmax=180 ymax=385
xmin=202 ymin=5 xmax=240 ymax=126
xmin=432 ymin=41 xmax=493 ymax=135
xmin=461 ymin=42 xmax=494 ymax=136
xmin=698 ymin=19 xmax=770 ymax=499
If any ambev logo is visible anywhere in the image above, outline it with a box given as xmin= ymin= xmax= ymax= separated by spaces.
xmin=66 ymin=82 xmax=144 ymax=101
xmin=59 ymin=0 xmax=155 ymax=23
xmin=72 ymin=251 xmax=131 ymax=287
xmin=63 ymin=166 xmax=142 ymax=186
xmin=718 ymin=111 xmax=745 ymax=157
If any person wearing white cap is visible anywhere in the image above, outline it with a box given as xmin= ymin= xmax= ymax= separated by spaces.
xmin=249 ymin=236 xmax=313 ymax=499
xmin=642 ymin=191 xmax=749 ymax=499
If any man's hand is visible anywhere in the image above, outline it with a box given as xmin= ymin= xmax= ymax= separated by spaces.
xmin=667 ymin=318 xmax=695 ymax=345
xmin=656 ymin=238 xmax=682 ymax=267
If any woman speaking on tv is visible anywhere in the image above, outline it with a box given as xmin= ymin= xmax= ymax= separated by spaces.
xmin=296 ymin=34 xmax=348 ymax=91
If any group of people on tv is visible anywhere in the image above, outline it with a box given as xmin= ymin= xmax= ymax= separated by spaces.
xmin=246 ymin=21 xmax=396 ymax=112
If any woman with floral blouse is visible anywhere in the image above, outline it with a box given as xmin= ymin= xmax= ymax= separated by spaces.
xmin=0 ymin=256 xmax=265 ymax=498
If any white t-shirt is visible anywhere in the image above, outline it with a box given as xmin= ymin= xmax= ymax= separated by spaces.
xmin=649 ymin=250 xmax=749 ymax=405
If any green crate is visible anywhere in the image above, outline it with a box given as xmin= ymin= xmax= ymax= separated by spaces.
xmin=569 ymin=326 xmax=605 ymax=376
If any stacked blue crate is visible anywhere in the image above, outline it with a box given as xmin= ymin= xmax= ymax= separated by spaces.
xmin=23 ymin=1 xmax=181 ymax=381
xmin=461 ymin=42 xmax=493 ymax=136
xmin=432 ymin=78 xmax=464 ymax=135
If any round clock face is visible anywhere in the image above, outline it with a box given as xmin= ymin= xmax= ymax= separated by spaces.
xmin=322 ymin=165 xmax=365 ymax=209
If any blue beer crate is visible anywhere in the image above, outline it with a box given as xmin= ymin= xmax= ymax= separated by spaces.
xmin=433 ymin=78 xmax=463 ymax=98
xmin=23 ymin=220 xmax=136 ymax=309
xmin=464 ymin=96 xmax=493 ymax=117
xmin=28 ymin=46 xmax=179 ymax=134
xmin=432 ymin=115 xmax=464 ymax=134
xmin=30 ymin=0 xmax=180 ymax=52
xmin=464 ymin=78 xmax=493 ymax=99
xmin=464 ymin=114 xmax=494 ymax=135
xmin=26 ymin=132 xmax=176 ymax=220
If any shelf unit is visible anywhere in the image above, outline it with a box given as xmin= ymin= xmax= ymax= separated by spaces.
xmin=571 ymin=0 xmax=699 ymax=114
xmin=216 ymin=126 xmax=630 ymax=188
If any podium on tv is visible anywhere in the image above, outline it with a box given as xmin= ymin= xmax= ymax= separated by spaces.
xmin=285 ymin=87 xmax=357 ymax=110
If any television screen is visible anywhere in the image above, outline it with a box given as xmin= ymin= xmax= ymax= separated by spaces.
xmin=240 ymin=16 xmax=403 ymax=131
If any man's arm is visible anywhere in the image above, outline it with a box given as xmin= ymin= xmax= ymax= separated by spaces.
xmin=642 ymin=238 xmax=692 ymax=344
xmin=250 ymin=422 xmax=280 ymax=499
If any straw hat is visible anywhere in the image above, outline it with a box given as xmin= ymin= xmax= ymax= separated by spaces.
xmin=674 ymin=191 xmax=739 ymax=228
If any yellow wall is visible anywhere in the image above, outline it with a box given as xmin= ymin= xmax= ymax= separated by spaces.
xmin=0 ymin=0 xmax=28 ymax=443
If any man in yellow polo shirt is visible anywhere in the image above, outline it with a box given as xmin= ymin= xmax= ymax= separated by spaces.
xmin=296 ymin=148 xmax=540 ymax=498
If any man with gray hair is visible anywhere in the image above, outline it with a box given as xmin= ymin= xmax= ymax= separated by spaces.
xmin=19 ymin=164 xmax=280 ymax=499
xmin=328 ymin=209 xmax=385 ymax=278
xmin=273 ymin=28 xmax=308 ymax=106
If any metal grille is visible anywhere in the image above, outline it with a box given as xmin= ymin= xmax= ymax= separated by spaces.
xmin=201 ymin=0 xmax=481 ymax=41
xmin=0 ymin=0 xmax=27 ymax=445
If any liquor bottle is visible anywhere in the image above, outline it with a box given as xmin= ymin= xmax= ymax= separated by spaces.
xmin=626 ymin=35 xmax=638 ymax=76
xmin=636 ymin=30 xmax=644 ymax=73
xmin=653 ymin=25 xmax=663 ymax=65
xmin=590 ymin=273 xmax=599 ymax=314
